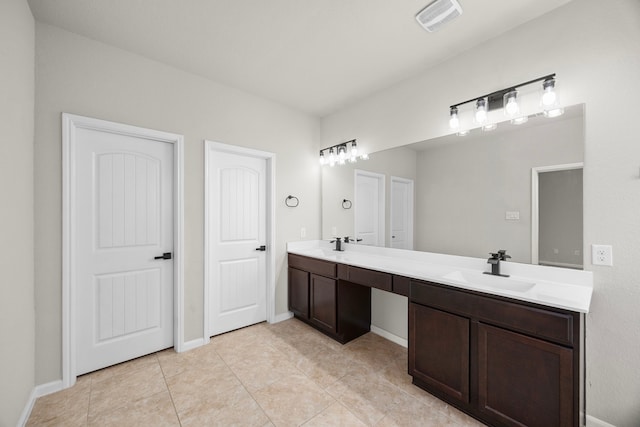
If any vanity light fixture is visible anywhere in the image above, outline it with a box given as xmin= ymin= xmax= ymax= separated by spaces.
xmin=319 ymin=140 xmax=368 ymax=167
xmin=448 ymin=73 xmax=564 ymax=134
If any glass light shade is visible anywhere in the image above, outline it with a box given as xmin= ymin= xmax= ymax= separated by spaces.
xmin=449 ymin=107 xmax=459 ymax=129
xmin=543 ymin=107 xmax=565 ymax=118
xmin=328 ymin=148 xmax=336 ymax=167
xmin=541 ymin=78 xmax=557 ymax=107
xmin=503 ymin=90 xmax=519 ymax=117
xmin=338 ymin=145 xmax=346 ymax=161
xmin=350 ymin=141 xmax=358 ymax=156
xmin=319 ymin=151 xmax=326 ymax=165
xmin=510 ymin=116 xmax=529 ymax=125
xmin=482 ymin=123 xmax=497 ymax=131
xmin=474 ymin=98 xmax=487 ymax=124
xmin=349 ymin=155 xmax=357 ymax=163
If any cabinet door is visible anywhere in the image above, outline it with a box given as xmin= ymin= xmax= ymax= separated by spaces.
xmin=478 ymin=323 xmax=573 ymax=427
xmin=310 ymin=274 xmax=337 ymax=333
xmin=409 ymin=303 xmax=470 ymax=403
xmin=288 ymin=267 xmax=309 ymax=319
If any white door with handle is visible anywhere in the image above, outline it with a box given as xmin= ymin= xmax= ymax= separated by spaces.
xmin=354 ymin=170 xmax=385 ymax=246
xmin=207 ymin=147 xmax=267 ymax=336
xmin=390 ymin=176 xmax=414 ymax=250
xmin=74 ymin=123 xmax=175 ymax=375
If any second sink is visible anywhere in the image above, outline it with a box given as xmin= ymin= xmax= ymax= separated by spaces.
xmin=443 ymin=270 xmax=535 ymax=292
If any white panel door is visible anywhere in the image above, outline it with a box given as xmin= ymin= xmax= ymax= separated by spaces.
xmin=75 ymin=127 xmax=174 ymax=375
xmin=208 ymin=151 xmax=267 ymax=336
xmin=390 ymin=176 xmax=414 ymax=249
xmin=354 ymin=170 xmax=385 ymax=246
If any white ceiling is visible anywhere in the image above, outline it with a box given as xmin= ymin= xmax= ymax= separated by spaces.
xmin=27 ymin=0 xmax=571 ymax=117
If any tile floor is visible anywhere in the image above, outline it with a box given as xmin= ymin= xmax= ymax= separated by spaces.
xmin=27 ymin=318 xmax=485 ymax=426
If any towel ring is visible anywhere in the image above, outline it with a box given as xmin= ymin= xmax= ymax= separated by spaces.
xmin=342 ymin=199 xmax=352 ymax=209
xmin=285 ymin=195 xmax=299 ymax=207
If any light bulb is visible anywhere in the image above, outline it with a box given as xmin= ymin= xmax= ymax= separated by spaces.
xmin=474 ymin=98 xmax=487 ymax=124
xmin=449 ymin=107 xmax=459 ymax=129
xmin=503 ymin=90 xmax=519 ymax=117
xmin=319 ymin=151 xmax=326 ymax=165
xmin=350 ymin=141 xmax=358 ymax=157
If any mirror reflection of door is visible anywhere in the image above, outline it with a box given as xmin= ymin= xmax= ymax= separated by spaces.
xmin=534 ymin=165 xmax=583 ymax=269
xmin=354 ymin=170 xmax=385 ymax=246
xmin=390 ymin=176 xmax=414 ymax=250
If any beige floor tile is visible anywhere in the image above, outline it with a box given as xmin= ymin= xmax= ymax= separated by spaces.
xmin=303 ymin=401 xmax=367 ymax=427
xmin=252 ymin=373 xmax=335 ymax=427
xmin=158 ymin=343 xmax=226 ymax=378
xmin=27 ymin=321 xmax=477 ymax=427
xmin=86 ymin=353 xmax=159 ymax=385
xmin=228 ymin=353 xmax=302 ymax=392
xmin=27 ymin=377 xmax=91 ymax=426
xmin=325 ymin=370 xmax=407 ymax=425
xmin=87 ymin=390 xmax=179 ymax=426
xmin=88 ymin=362 xmax=167 ymax=418
xmin=177 ymin=383 xmax=269 ymax=426
xmin=166 ymin=363 xmax=241 ymax=416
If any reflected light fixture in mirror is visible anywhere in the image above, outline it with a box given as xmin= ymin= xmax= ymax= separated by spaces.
xmin=319 ymin=139 xmax=368 ymax=167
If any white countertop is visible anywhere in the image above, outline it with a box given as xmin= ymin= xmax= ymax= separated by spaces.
xmin=287 ymin=240 xmax=593 ymax=313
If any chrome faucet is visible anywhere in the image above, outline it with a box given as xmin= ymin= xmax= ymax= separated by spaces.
xmin=343 ymin=236 xmax=362 ymax=244
xmin=485 ymin=250 xmax=511 ymax=277
xmin=330 ymin=237 xmax=343 ymax=251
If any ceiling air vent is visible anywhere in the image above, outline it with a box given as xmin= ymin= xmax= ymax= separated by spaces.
xmin=415 ymin=0 xmax=463 ymax=32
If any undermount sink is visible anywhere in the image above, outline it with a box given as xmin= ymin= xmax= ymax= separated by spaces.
xmin=442 ymin=270 xmax=535 ymax=292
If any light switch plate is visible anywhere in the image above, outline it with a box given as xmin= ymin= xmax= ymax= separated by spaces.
xmin=505 ymin=211 xmax=520 ymax=220
xmin=300 ymin=227 xmax=306 ymax=238
xmin=592 ymin=244 xmax=613 ymax=266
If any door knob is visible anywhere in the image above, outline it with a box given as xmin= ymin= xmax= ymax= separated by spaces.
xmin=255 ymin=245 xmax=266 ymax=251
xmin=154 ymin=252 xmax=172 ymax=260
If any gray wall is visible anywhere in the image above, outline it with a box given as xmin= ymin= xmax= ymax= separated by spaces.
xmin=34 ymin=23 xmax=321 ymax=385
xmin=0 ymin=0 xmax=35 ymax=425
xmin=321 ymin=0 xmax=640 ymax=424
xmin=415 ymin=115 xmax=583 ymax=263
xmin=539 ymin=169 xmax=583 ymax=267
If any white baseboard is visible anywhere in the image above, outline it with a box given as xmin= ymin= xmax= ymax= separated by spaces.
xmin=34 ymin=379 xmax=64 ymax=397
xmin=18 ymin=380 xmax=65 ymax=427
xmin=370 ymin=325 xmax=408 ymax=348
xmin=18 ymin=388 xmax=37 ymax=427
xmin=180 ymin=337 xmax=205 ymax=353
xmin=586 ymin=415 xmax=616 ymax=427
xmin=271 ymin=311 xmax=294 ymax=324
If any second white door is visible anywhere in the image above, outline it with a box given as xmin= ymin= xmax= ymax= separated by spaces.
xmin=208 ymin=149 xmax=267 ymax=336
xmin=354 ymin=170 xmax=385 ymax=246
xmin=390 ymin=176 xmax=414 ymax=250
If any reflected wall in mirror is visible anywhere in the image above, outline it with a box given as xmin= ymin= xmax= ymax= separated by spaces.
xmin=321 ymin=104 xmax=584 ymax=268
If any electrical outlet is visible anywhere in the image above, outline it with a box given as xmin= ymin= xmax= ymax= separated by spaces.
xmin=300 ymin=227 xmax=306 ymax=238
xmin=592 ymin=244 xmax=613 ymax=266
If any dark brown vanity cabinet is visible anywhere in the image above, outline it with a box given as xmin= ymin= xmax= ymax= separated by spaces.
xmin=409 ymin=279 xmax=580 ymax=427
xmin=288 ymin=254 xmax=370 ymax=343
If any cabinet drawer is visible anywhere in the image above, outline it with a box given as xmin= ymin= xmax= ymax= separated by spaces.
xmin=411 ymin=280 xmax=575 ymax=347
xmin=288 ymin=254 xmax=337 ymax=278
xmin=392 ymin=275 xmax=410 ymax=297
xmin=338 ymin=264 xmax=392 ymax=292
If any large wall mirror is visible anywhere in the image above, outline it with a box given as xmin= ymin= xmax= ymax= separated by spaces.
xmin=322 ymin=104 xmax=584 ymax=269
